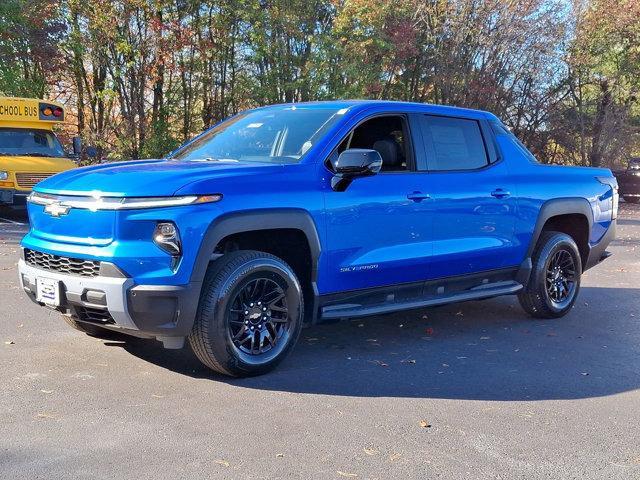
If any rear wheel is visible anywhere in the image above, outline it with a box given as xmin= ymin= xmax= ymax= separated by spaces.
xmin=518 ymin=232 xmax=582 ymax=319
xmin=623 ymin=196 xmax=640 ymax=204
xmin=188 ymin=250 xmax=303 ymax=377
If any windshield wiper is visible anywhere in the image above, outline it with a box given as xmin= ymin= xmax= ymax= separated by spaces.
xmin=202 ymin=157 xmax=239 ymax=162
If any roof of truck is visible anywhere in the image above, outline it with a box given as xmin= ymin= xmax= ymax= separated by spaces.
xmin=255 ymin=100 xmax=499 ymax=121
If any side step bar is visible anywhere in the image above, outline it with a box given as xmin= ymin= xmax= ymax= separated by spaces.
xmin=320 ymin=281 xmax=523 ymax=320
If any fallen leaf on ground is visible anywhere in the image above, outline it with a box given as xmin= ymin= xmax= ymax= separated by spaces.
xmin=368 ymin=360 xmax=388 ymax=367
xmin=214 ymin=460 xmax=230 ymax=467
xmin=419 ymin=420 xmax=431 ymax=428
xmin=4 ymin=340 xmax=15 ymax=345
xmin=275 ymin=453 xmax=284 ymax=458
xmin=363 ymin=447 xmax=378 ymax=456
xmin=40 ymin=389 xmax=53 ymax=394
xmin=388 ymin=452 xmax=402 ymax=462
xmin=37 ymin=412 xmax=58 ymax=419
xmin=337 ymin=471 xmax=358 ymax=478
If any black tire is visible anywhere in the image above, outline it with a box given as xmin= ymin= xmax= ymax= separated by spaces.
xmin=624 ymin=196 xmax=640 ymax=204
xmin=518 ymin=231 xmax=582 ymax=319
xmin=188 ymin=250 xmax=304 ymax=377
xmin=62 ymin=314 xmax=125 ymax=339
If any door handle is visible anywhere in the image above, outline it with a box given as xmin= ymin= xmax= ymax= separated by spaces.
xmin=491 ymin=189 xmax=511 ymax=199
xmin=407 ymin=191 xmax=431 ymax=202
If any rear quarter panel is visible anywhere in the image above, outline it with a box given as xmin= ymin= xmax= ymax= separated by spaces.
xmin=495 ymin=135 xmax=613 ymax=260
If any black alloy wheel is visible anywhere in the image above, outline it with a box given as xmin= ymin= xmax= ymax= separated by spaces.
xmin=189 ymin=250 xmax=303 ymax=377
xmin=518 ymin=231 xmax=582 ymax=319
xmin=544 ymin=248 xmax=578 ymax=307
xmin=228 ymin=277 xmax=291 ymax=356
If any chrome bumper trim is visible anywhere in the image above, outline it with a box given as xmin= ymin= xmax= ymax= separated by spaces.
xmin=18 ymin=259 xmax=137 ymax=329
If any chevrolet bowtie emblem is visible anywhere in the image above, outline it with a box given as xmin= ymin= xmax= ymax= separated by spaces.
xmin=44 ymin=202 xmax=71 ymax=217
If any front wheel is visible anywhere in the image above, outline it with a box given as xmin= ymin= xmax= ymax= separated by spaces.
xmin=188 ymin=250 xmax=303 ymax=377
xmin=518 ymin=232 xmax=582 ymax=319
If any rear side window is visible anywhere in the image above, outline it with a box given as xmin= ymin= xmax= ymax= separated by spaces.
xmin=489 ymin=119 xmax=538 ymax=164
xmin=420 ymin=116 xmax=488 ymax=171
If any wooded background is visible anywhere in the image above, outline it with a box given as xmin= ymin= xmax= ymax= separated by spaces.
xmin=1 ymin=0 xmax=638 ymax=167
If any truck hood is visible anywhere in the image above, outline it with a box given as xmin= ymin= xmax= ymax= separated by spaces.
xmin=0 ymin=155 xmax=76 ymax=173
xmin=34 ymin=158 xmax=284 ymax=197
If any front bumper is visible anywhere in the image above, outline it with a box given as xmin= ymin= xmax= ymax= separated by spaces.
xmin=18 ymin=258 xmax=201 ymax=345
xmin=0 ymin=188 xmax=28 ymax=206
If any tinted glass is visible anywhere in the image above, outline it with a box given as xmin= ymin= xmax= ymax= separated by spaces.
xmin=0 ymin=128 xmax=66 ymax=158
xmin=340 ymin=116 xmax=409 ymax=172
xmin=489 ymin=119 xmax=539 ymax=164
xmin=421 ymin=116 xmax=488 ymax=171
xmin=170 ymin=106 xmax=343 ymax=164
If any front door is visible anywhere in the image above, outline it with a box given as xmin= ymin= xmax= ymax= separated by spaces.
xmin=320 ymin=114 xmax=433 ymax=294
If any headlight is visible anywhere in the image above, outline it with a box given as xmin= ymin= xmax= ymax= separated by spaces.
xmin=0 ymin=171 xmax=8 ymax=181
xmin=153 ymin=222 xmax=181 ymax=256
xmin=28 ymin=192 xmax=222 ymax=210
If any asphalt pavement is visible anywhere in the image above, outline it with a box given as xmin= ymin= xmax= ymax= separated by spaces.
xmin=1 ymin=203 xmax=639 ymax=479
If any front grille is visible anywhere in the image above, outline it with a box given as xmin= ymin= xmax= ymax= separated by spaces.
xmin=25 ymin=249 xmax=101 ymax=277
xmin=16 ymin=172 xmax=55 ymax=189
xmin=75 ymin=306 xmax=115 ymax=324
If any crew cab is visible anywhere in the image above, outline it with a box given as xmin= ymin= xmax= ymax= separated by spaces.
xmin=18 ymin=101 xmax=618 ymax=376
xmin=615 ymin=157 xmax=640 ymax=204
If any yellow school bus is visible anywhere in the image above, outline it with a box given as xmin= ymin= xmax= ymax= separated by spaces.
xmin=0 ymin=97 xmax=77 ymax=207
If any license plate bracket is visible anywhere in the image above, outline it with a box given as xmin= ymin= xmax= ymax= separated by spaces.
xmin=36 ymin=277 xmax=62 ymax=307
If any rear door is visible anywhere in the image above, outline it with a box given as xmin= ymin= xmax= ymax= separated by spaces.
xmin=416 ymin=114 xmax=519 ymax=278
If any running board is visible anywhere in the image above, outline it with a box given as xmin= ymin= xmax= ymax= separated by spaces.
xmin=320 ymin=281 xmax=523 ymax=320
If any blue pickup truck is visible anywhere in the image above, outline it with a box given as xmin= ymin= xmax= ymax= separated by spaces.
xmin=18 ymin=101 xmax=618 ymax=376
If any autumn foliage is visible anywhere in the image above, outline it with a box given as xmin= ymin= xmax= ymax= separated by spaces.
xmin=0 ymin=0 xmax=638 ymax=167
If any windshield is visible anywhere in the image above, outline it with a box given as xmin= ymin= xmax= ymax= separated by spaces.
xmin=170 ymin=106 xmax=344 ymax=164
xmin=0 ymin=128 xmax=66 ymax=158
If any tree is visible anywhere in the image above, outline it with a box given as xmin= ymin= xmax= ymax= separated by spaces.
xmin=0 ymin=0 xmax=65 ymax=98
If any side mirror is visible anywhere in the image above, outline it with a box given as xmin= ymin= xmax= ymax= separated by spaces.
xmin=331 ymin=149 xmax=382 ymax=191
xmin=72 ymin=136 xmax=82 ymax=156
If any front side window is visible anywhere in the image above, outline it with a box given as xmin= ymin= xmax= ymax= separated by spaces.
xmin=0 ymin=128 xmax=66 ymax=158
xmin=170 ymin=106 xmax=344 ymax=164
xmin=330 ymin=115 xmax=412 ymax=172
xmin=420 ymin=116 xmax=488 ymax=171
